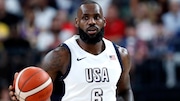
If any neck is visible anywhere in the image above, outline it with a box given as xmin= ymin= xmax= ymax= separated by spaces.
xmin=77 ymin=38 xmax=105 ymax=55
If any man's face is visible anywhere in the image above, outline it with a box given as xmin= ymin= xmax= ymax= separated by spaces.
xmin=76 ymin=3 xmax=106 ymax=44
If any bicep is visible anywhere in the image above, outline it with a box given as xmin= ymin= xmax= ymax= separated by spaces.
xmin=40 ymin=46 xmax=70 ymax=81
xmin=117 ymin=47 xmax=132 ymax=95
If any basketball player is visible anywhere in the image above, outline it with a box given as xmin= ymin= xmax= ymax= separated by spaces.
xmin=9 ymin=1 xmax=134 ymax=101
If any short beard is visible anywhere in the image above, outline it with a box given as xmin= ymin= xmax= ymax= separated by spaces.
xmin=78 ymin=27 xmax=104 ymax=44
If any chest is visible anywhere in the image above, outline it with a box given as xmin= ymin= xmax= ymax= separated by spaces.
xmin=64 ymin=52 xmax=122 ymax=85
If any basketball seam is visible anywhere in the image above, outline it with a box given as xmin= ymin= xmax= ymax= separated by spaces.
xmin=19 ymin=77 xmax=52 ymax=100
xmin=20 ymin=69 xmax=44 ymax=92
xmin=15 ymin=67 xmax=31 ymax=100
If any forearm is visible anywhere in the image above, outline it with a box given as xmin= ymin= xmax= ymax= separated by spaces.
xmin=117 ymin=89 xmax=134 ymax=101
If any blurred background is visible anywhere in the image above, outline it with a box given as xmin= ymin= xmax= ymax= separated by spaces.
xmin=0 ymin=0 xmax=180 ymax=101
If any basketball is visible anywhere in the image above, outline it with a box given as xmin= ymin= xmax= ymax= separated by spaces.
xmin=14 ymin=66 xmax=53 ymax=101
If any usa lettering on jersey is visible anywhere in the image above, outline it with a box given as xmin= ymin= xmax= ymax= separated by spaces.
xmin=85 ymin=67 xmax=109 ymax=83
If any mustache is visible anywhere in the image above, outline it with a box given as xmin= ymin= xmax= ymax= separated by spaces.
xmin=87 ymin=26 xmax=98 ymax=31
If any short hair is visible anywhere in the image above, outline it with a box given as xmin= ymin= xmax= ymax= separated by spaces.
xmin=80 ymin=0 xmax=101 ymax=8
xmin=81 ymin=0 xmax=99 ymax=5
xmin=77 ymin=0 xmax=103 ymax=15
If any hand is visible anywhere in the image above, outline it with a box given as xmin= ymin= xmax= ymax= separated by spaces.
xmin=9 ymin=72 xmax=19 ymax=101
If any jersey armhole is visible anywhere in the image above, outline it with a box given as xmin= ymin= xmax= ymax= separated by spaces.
xmin=59 ymin=43 xmax=72 ymax=80
xmin=112 ymin=43 xmax=124 ymax=71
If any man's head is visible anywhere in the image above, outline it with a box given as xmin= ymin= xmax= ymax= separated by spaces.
xmin=75 ymin=0 xmax=106 ymax=44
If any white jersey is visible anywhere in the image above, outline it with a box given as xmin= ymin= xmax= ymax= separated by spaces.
xmin=61 ymin=35 xmax=122 ymax=101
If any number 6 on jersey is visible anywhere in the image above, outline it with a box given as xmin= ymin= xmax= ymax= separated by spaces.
xmin=91 ymin=88 xmax=103 ymax=101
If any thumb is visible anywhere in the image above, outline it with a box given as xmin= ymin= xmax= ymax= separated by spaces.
xmin=14 ymin=72 xmax=18 ymax=79
xmin=13 ymin=72 xmax=19 ymax=89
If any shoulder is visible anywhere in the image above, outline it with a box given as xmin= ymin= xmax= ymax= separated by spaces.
xmin=45 ymin=44 xmax=70 ymax=59
xmin=40 ymin=44 xmax=71 ymax=80
xmin=115 ymin=45 xmax=131 ymax=72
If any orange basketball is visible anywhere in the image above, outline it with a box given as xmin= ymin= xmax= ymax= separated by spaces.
xmin=14 ymin=66 xmax=53 ymax=101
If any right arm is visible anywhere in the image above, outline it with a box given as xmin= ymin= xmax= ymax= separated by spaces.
xmin=9 ymin=45 xmax=70 ymax=101
xmin=40 ymin=45 xmax=71 ymax=81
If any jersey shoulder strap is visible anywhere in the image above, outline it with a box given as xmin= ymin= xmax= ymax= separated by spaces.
xmin=59 ymin=43 xmax=71 ymax=79
xmin=112 ymin=43 xmax=124 ymax=71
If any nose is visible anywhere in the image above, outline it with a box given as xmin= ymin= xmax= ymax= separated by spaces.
xmin=88 ymin=18 xmax=96 ymax=25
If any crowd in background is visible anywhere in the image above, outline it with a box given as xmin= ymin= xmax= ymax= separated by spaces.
xmin=0 ymin=0 xmax=180 ymax=101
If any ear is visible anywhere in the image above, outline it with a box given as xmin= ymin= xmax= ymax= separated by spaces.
xmin=75 ymin=18 xmax=79 ymax=27
xmin=103 ymin=17 xmax=106 ymax=27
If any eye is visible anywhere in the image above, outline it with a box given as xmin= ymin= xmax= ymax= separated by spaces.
xmin=94 ymin=15 xmax=100 ymax=20
xmin=82 ymin=16 xmax=89 ymax=20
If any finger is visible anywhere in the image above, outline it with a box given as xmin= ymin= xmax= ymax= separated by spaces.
xmin=13 ymin=72 xmax=19 ymax=89
xmin=9 ymin=91 xmax=18 ymax=101
xmin=9 ymin=91 xmax=12 ymax=95
xmin=9 ymin=91 xmax=14 ymax=96
xmin=14 ymin=72 xmax=18 ymax=79
xmin=11 ymin=96 xmax=18 ymax=101
xmin=10 ymin=84 xmax=15 ymax=91
xmin=9 ymin=85 xmax=13 ymax=90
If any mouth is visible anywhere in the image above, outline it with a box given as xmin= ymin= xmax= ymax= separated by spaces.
xmin=87 ymin=30 xmax=97 ymax=35
xmin=87 ymin=27 xmax=98 ymax=35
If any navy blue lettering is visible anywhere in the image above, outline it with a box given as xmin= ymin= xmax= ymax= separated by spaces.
xmin=85 ymin=68 xmax=109 ymax=83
